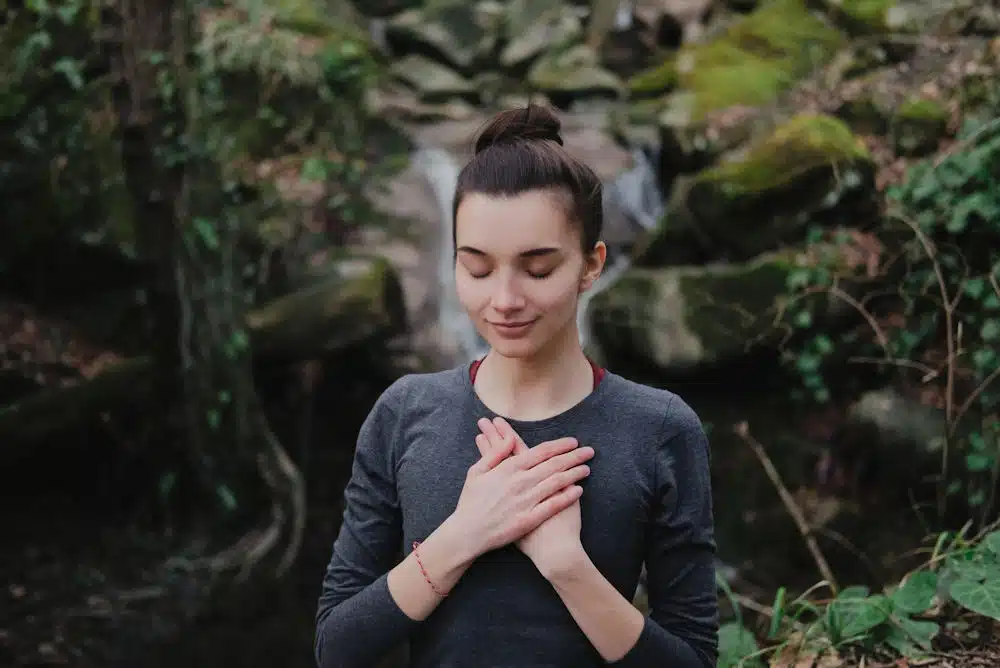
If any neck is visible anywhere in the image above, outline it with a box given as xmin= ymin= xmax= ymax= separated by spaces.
xmin=475 ymin=324 xmax=594 ymax=421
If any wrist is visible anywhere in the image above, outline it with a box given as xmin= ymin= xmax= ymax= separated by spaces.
xmin=540 ymin=545 xmax=591 ymax=585
xmin=435 ymin=512 xmax=485 ymax=565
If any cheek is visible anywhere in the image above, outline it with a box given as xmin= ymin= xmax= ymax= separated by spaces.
xmin=455 ymin=275 xmax=487 ymax=310
xmin=533 ymin=275 xmax=581 ymax=311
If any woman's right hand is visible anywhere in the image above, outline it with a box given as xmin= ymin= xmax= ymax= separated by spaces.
xmin=449 ymin=435 xmax=594 ymax=557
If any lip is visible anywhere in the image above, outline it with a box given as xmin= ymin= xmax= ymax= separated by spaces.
xmin=488 ymin=318 xmax=538 ymax=338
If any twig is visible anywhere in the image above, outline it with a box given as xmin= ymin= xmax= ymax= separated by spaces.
xmin=734 ymin=421 xmax=839 ymax=593
xmin=892 ymin=213 xmax=959 ymax=520
xmin=846 ymin=355 xmax=940 ymax=380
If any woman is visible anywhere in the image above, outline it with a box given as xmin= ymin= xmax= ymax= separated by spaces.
xmin=315 ymin=105 xmax=718 ymax=668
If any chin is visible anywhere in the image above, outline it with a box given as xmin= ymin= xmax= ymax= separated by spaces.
xmin=487 ymin=338 xmax=541 ymax=359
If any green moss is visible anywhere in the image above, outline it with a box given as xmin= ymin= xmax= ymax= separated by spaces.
xmin=896 ymin=97 xmax=948 ymax=123
xmin=679 ymin=251 xmax=794 ymax=357
xmin=628 ymin=58 xmax=678 ymax=98
xmin=831 ymin=0 xmax=896 ymax=31
xmin=891 ymin=96 xmax=949 ymax=157
xmin=674 ymin=0 xmax=845 ymax=119
xmin=697 ymin=113 xmax=869 ymax=195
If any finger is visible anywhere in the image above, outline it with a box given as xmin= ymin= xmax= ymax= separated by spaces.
xmin=527 ymin=485 xmax=583 ymax=526
xmin=509 ymin=437 xmax=578 ymax=470
xmin=526 ymin=446 xmax=594 ymax=483
xmin=474 ymin=433 xmax=490 ymax=458
xmin=532 ymin=464 xmax=590 ymax=502
xmin=469 ymin=433 xmax=517 ymax=474
xmin=493 ymin=417 xmax=529 ymax=455
xmin=478 ymin=417 xmax=506 ymax=450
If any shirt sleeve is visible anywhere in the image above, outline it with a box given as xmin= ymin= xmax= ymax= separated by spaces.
xmin=314 ymin=384 xmax=419 ymax=668
xmin=612 ymin=396 xmax=719 ymax=668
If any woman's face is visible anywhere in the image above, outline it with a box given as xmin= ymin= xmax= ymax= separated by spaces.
xmin=454 ymin=189 xmax=605 ymax=359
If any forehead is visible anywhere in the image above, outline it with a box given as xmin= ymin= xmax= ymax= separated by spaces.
xmin=455 ymin=190 xmax=575 ymax=253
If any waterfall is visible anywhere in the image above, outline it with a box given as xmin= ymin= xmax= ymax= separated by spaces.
xmin=413 ymin=144 xmax=664 ymax=364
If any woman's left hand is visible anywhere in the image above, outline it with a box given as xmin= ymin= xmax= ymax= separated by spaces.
xmin=475 ymin=417 xmax=587 ymax=579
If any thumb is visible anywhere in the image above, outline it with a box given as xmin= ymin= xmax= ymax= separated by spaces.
xmin=493 ymin=417 xmax=529 ymax=455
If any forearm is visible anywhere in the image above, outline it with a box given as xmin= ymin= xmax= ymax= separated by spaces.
xmin=387 ymin=514 xmax=479 ymax=621
xmin=545 ymin=551 xmax=646 ymax=663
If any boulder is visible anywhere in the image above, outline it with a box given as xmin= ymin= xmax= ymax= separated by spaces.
xmin=501 ymin=0 xmax=582 ymax=70
xmin=635 ymin=114 xmax=878 ymax=266
xmin=389 ymin=54 xmax=478 ymax=104
xmin=629 ymin=0 xmax=845 ymax=122
xmin=384 ymin=1 xmax=503 ymax=73
xmin=634 ymin=0 xmax=715 ymax=44
xmin=819 ymin=0 xmax=897 ymax=33
xmin=527 ymin=44 xmax=625 ymax=106
xmin=587 ymin=250 xmax=802 ymax=373
xmin=847 ymin=388 xmax=947 ymax=457
xmin=884 ymin=0 xmax=1000 ymax=36
xmin=351 ymin=0 xmax=421 ymax=17
xmin=889 ymin=96 xmax=950 ymax=157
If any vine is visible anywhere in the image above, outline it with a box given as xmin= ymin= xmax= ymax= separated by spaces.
xmin=780 ymin=110 xmax=1000 ymax=520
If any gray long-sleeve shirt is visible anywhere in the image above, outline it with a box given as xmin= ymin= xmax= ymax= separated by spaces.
xmin=315 ymin=364 xmax=718 ymax=668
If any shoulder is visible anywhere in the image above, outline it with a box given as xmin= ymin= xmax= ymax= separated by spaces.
xmin=371 ymin=364 xmax=470 ymax=419
xmin=602 ymin=372 xmax=705 ymax=442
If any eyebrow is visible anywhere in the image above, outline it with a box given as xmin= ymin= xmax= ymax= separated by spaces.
xmin=456 ymin=246 xmax=560 ymax=258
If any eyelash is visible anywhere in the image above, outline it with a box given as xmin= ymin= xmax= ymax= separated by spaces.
xmin=468 ymin=270 xmax=553 ymax=280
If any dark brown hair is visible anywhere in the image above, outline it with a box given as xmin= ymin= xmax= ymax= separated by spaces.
xmin=452 ymin=105 xmax=603 ymax=253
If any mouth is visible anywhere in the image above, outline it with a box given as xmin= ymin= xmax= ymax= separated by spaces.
xmin=487 ymin=318 xmax=538 ymax=337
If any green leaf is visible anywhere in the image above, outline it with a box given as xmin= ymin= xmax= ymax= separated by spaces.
xmin=768 ymin=587 xmax=786 ymax=639
xmin=216 ymin=484 xmax=238 ymax=512
xmin=896 ymin=616 xmax=939 ymax=649
xmin=717 ymin=622 xmax=762 ymax=668
xmin=981 ymin=319 xmax=1000 ymax=342
xmin=837 ymin=594 xmax=892 ymax=639
xmin=948 ymin=192 xmax=995 ymax=233
xmin=966 ymin=453 xmax=993 ymax=473
xmin=301 ymin=156 xmax=328 ymax=182
xmin=946 ymin=559 xmax=998 ymax=582
xmin=891 ymin=571 xmax=938 ymax=614
xmin=950 ymin=577 xmax=1000 ymax=621
xmin=983 ymin=532 xmax=1000 ymax=557
xmin=193 ymin=217 xmax=219 ymax=250
xmin=965 ymin=278 xmax=986 ymax=299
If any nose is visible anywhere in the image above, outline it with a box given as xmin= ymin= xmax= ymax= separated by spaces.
xmin=490 ymin=272 xmax=525 ymax=313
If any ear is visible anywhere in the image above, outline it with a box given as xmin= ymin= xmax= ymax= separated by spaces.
xmin=579 ymin=241 xmax=607 ymax=292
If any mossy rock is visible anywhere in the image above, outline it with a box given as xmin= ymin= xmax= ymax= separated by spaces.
xmin=627 ymin=58 xmax=678 ymax=99
xmin=659 ymin=0 xmax=846 ymax=120
xmin=890 ymin=96 xmax=950 ymax=157
xmin=501 ymin=0 xmax=582 ymax=69
xmin=588 ymin=251 xmax=800 ymax=373
xmin=637 ymin=114 xmax=877 ymax=265
xmin=821 ymin=0 xmax=897 ymax=33
xmin=526 ymin=44 xmax=625 ymax=104
xmin=834 ymin=95 xmax=892 ymax=135
xmin=385 ymin=1 xmax=503 ymax=73
xmin=390 ymin=55 xmax=478 ymax=104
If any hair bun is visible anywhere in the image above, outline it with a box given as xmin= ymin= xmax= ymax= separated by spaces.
xmin=474 ymin=104 xmax=564 ymax=154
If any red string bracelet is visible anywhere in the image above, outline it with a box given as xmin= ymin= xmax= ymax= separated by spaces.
xmin=412 ymin=541 xmax=448 ymax=597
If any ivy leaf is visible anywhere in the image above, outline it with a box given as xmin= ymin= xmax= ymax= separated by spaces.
xmin=52 ymin=57 xmax=84 ymax=90
xmin=716 ymin=622 xmax=762 ymax=668
xmin=839 ymin=594 xmax=892 ymax=639
xmin=981 ymin=319 xmax=1000 ymax=342
xmin=950 ymin=576 xmax=1000 ymax=621
xmin=983 ymin=531 xmax=1000 ymax=557
xmin=892 ymin=571 xmax=938 ymax=614
xmin=948 ymin=192 xmax=997 ymax=234
xmin=966 ymin=453 xmax=993 ymax=473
